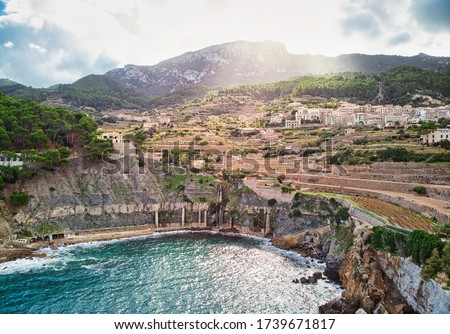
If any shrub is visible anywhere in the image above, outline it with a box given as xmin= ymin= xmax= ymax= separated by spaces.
xmin=281 ymin=185 xmax=295 ymax=193
xmin=277 ymin=175 xmax=285 ymax=184
xmin=412 ymin=186 xmax=427 ymax=195
xmin=367 ymin=226 xmax=406 ymax=254
xmin=292 ymin=209 xmax=302 ymax=218
xmin=334 ymin=207 xmax=350 ymax=224
xmin=268 ymin=198 xmax=277 ymax=206
xmin=9 ymin=191 xmax=31 ymax=206
xmin=405 ymin=230 xmax=444 ymax=265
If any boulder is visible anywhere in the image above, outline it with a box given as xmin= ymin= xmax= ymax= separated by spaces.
xmin=308 ymin=276 xmax=318 ymax=284
xmin=313 ymin=272 xmax=323 ymax=279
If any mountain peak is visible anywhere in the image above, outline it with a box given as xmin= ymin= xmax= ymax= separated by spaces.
xmin=105 ymin=41 xmax=450 ymax=96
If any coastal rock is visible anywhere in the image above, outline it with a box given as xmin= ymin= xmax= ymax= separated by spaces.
xmin=318 ymin=297 xmax=359 ymax=314
xmin=337 ymin=241 xmax=450 ymax=314
xmin=313 ymin=272 xmax=323 ymax=280
xmin=373 ymin=303 xmax=388 ymax=314
xmin=376 ymin=252 xmax=450 ymax=314
xmin=300 ymin=277 xmax=309 ymax=284
xmin=308 ymin=276 xmax=318 ymax=284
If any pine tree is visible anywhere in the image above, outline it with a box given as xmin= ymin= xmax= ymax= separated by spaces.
xmin=421 ymin=248 xmax=442 ymax=280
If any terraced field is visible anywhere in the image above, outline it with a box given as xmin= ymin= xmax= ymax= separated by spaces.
xmin=350 ymin=196 xmax=434 ymax=232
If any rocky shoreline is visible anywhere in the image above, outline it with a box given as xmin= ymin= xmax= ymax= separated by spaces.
xmin=1 ymin=217 xmax=449 ymax=314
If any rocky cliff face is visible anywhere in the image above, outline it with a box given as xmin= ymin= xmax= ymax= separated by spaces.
xmin=9 ymin=157 xmax=163 ymax=232
xmin=106 ymin=41 xmax=298 ymax=95
xmin=272 ymin=223 xmax=354 ymax=282
xmin=329 ymin=226 xmax=450 ymax=314
xmin=0 ymin=202 xmax=12 ymax=245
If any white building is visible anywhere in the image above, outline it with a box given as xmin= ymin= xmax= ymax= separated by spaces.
xmin=354 ymin=113 xmax=366 ymax=124
xmin=270 ymin=113 xmax=284 ymax=124
xmin=158 ymin=113 xmax=171 ymax=125
xmin=100 ymin=132 xmax=123 ymax=143
xmin=284 ymin=120 xmax=302 ymax=128
xmin=421 ymin=129 xmax=450 ymax=144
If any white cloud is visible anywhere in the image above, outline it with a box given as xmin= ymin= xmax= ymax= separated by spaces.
xmin=3 ymin=41 xmax=14 ymax=48
xmin=0 ymin=0 xmax=449 ymax=87
xmin=28 ymin=42 xmax=47 ymax=53
xmin=28 ymin=16 xmax=44 ymax=30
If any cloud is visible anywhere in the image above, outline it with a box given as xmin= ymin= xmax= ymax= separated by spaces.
xmin=410 ymin=0 xmax=450 ymax=32
xmin=28 ymin=42 xmax=46 ymax=53
xmin=0 ymin=0 xmax=449 ymax=87
xmin=388 ymin=32 xmax=411 ymax=46
xmin=2 ymin=40 xmax=13 ymax=47
xmin=28 ymin=16 xmax=43 ymax=30
xmin=0 ymin=22 xmax=118 ymax=87
xmin=341 ymin=12 xmax=381 ymax=37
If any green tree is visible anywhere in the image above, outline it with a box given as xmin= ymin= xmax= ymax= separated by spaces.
xmin=134 ymin=130 xmax=147 ymax=146
xmin=422 ymin=248 xmax=443 ymax=280
xmin=268 ymin=198 xmax=277 ymax=206
xmin=334 ymin=207 xmax=350 ymax=224
xmin=0 ymin=126 xmax=11 ymax=148
xmin=28 ymin=129 xmax=49 ymax=149
xmin=83 ymin=138 xmax=114 ymax=159
xmin=9 ymin=191 xmax=31 ymax=205
xmin=405 ymin=230 xmax=444 ymax=265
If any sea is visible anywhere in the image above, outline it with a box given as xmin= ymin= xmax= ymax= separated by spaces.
xmin=0 ymin=232 xmax=343 ymax=313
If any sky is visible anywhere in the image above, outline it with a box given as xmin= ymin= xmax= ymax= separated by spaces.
xmin=0 ymin=0 xmax=449 ymax=88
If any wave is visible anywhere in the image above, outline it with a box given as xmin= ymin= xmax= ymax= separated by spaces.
xmin=1 ymin=229 xmax=325 ymax=277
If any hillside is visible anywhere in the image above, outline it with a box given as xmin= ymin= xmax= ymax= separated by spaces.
xmin=0 ymin=93 xmax=113 ymax=187
xmin=220 ymin=64 xmax=450 ymax=105
xmin=106 ymin=41 xmax=450 ymax=96
xmin=1 ymin=41 xmax=449 ymax=110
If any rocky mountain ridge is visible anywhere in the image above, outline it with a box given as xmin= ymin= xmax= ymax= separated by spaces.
xmin=106 ymin=40 xmax=450 ymax=95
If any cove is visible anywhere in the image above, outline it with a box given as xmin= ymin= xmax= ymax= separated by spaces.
xmin=0 ymin=232 xmax=342 ymax=313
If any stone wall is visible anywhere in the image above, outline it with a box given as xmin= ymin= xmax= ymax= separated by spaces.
xmin=285 ymin=173 xmax=450 ymax=202
xmin=293 ymin=183 xmax=449 ymax=223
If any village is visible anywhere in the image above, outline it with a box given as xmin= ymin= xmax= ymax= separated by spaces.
xmin=89 ymin=93 xmax=450 ymax=234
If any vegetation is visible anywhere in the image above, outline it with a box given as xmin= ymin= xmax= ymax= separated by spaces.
xmin=9 ymin=191 xmax=31 ymax=205
xmin=219 ymin=65 xmax=450 ymax=105
xmin=329 ymin=146 xmax=450 ymax=165
xmin=0 ymin=93 xmax=112 ymax=185
xmin=412 ymin=186 xmax=427 ymax=195
xmin=33 ymin=221 xmax=62 ymax=237
xmin=0 ymin=76 xmax=212 ymax=111
xmin=334 ymin=207 xmax=350 ymax=224
xmin=421 ymin=244 xmax=450 ymax=289
xmin=367 ymin=227 xmax=445 ymax=266
xmin=351 ymin=197 xmax=433 ymax=232
xmin=405 ymin=230 xmax=445 ymax=265
xmin=268 ymin=198 xmax=277 ymax=206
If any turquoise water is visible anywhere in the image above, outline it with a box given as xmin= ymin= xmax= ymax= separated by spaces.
xmin=0 ymin=232 xmax=342 ymax=313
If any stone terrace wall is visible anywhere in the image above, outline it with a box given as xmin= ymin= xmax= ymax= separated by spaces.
xmin=284 ymin=173 xmax=450 ymax=202
xmin=293 ymin=183 xmax=449 ymax=223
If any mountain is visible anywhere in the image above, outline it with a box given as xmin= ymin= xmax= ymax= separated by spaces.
xmin=0 ymin=79 xmax=23 ymax=88
xmin=105 ymin=41 xmax=450 ymax=96
xmin=0 ymin=75 xmax=210 ymax=111
xmin=221 ymin=64 xmax=450 ymax=106
xmin=0 ymin=78 xmax=28 ymax=95
xmin=57 ymin=74 xmax=156 ymax=109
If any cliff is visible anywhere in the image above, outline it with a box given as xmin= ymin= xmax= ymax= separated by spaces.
xmin=321 ymin=225 xmax=450 ymax=314
xmin=7 ymin=157 xmax=163 ymax=233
